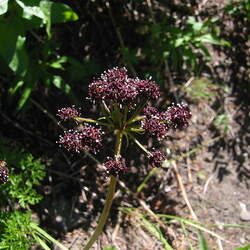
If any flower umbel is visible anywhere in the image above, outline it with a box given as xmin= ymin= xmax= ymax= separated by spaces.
xmin=57 ymin=106 xmax=80 ymax=121
xmin=58 ymin=125 xmax=102 ymax=154
xmin=164 ymin=103 xmax=192 ymax=129
xmin=88 ymin=67 xmax=160 ymax=105
xmin=148 ymin=150 xmax=166 ymax=168
xmin=104 ymin=156 xmax=128 ymax=176
xmin=0 ymin=161 xmax=9 ymax=184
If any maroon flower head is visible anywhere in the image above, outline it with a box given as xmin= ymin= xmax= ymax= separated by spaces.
xmin=135 ymin=78 xmax=161 ymax=101
xmin=0 ymin=165 xmax=9 ymax=184
xmin=89 ymin=67 xmax=138 ymax=104
xmin=88 ymin=67 xmax=161 ymax=105
xmin=142 ymin=110 xmax=168 ymax=140
xmin=58 ymin=125 xmax=102 ymax=154
xmin=57 ymin=106 xmax=80 ymax=121
xmin=148 ymin=150 xmax=166 ymax=168
xmin=104 ymin=156 xmax=128 ymax=176
xmin=164 ymin=103 xmax=192 ymax=129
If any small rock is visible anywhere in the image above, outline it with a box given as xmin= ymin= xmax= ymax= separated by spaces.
xmin=239 ymin=202 xmax=250 ymax=221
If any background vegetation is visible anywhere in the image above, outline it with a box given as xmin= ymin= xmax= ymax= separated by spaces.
xmin=0 ymin=0 xmax=249 ymax=249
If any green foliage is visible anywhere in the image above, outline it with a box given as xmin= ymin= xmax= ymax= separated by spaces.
xmin=186 ymin=78 xmax=218 ymax=101
xmin=0 ymin=211 xmax=69 ymax=250
xmin=0 ymin=211 xmax=34 ymax=249
xmin=214 ymin=114 xmax=229 ymax=134
xmin=0 ymin=137 xmax=69 ymax=249
xmin=0 ymin=0 xmax=80 ymax=111
xmin=225 ymin=0 xmax=250 ymax=22
xmin=235 ymin=243 xmax=250 ymax=250
xmin=142 ymin=16 xmax=229 ymax=76
xmin=0 ymin=136 xmax=45 ymax=208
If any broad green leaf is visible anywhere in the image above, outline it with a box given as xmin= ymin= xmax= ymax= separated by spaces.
xmin=40 ymin=1 xmax=78 ymax=23
xmin=9 ymin=35 xmax=28 ymax=76
xmin=0 ymin=20 xmax=28 ymax=76
xmin=0 ymin=0 xmax=8 ymax=15
xmin=39 ymin=1 xmax=52 ymax=38
xmin=15 ymin=0 xmax=46 ymax=20
xmin=52 ymin=75 xmax=71 ymax=94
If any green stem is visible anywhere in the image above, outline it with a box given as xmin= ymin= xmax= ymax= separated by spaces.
xmin=83 ymin=130 xmax=123 ymax=250
xmin=75 ymin=117 xmax=110 ymax=127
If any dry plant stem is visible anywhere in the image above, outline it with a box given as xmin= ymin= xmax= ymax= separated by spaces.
xmin=83 ymin=131 xmax=123 ymax=250
xmin=172 ymin=161 xmax=198 ymax=221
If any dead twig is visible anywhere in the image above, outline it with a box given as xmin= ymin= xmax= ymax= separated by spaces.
xmin=172 ymin=161 xmax=198 ymax=221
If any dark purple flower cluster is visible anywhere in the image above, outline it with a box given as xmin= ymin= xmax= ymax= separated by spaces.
xmin=57 ymin=106 xmax=80 ymax=121
xmin=141 ymin=114 xmax=168 ymax=140
xmin=0 ymin=161 xmax=9 ymax=184
xmin=58 ymin=125 xmax=102 ymax=154
xmin=104 ymin=156 xmax=128 ymax=176
xmin=165 ymin=103 xmax=192 ymax=129
xmin=148 ymin=150 xmax=166 ymax=168
xmin=88 ymin=67 xmax=160 ymax=105
xmin=142 ymin=103 xmax=192 ymax=139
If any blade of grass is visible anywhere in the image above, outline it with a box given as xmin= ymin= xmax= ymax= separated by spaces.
xmin=30 ymin=223 xmax=69 ymax=250
xmin=139 ymin=215 xmax=173 ymax=250
xmin=32 ymin=233 xmax=51 ymax=250
xmin=153 ymin=214 xmax=227 ymax=242
xmin=197 ymin=229 xmax=209 ymax=250
xmin=181 ymin=221 xmax=195 ymax=250
xmin=120 ymin=208 xmax=227 ymax=243
xmin=207 ymin=223 xmax=250 ymax=230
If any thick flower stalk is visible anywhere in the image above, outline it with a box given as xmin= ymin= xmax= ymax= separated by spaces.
xmin=57 ymin=67 xmax=192 ymax=249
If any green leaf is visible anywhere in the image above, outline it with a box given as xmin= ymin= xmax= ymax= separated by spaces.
xmin=52 ymin=75 xmax=71 ymax=94
xmin=48 ymin=56 xmax=68 ymax=69
xmin=32 ymin=234 xmax=51 ymax=250
xmin=187 ymin=16 xmax=203 ymax=31
xmin=30 ymin=223 xmax=69 ymax=250
xmin=8 ymin=80 xmax=24 ymax=95
xmin=196 ymin=34 xmax=230 ymax=46
xmin=234 ymin=244 xmax=250 ymax=250
xmin=15 ymin=0 xmax=46 ymax=20
xmin=39 ymin=0 xmax=52 ymax=38
xmin=49 ymin=1 xmax=79 ymax=23
xmin=16 ymin=80 xmax=36 ymax=111
xmin=139 ymin=215 xmax=173 ymax=250
xmin=198 ymin=230 xmax=209 ymax=250
xmin=9 ymin=35 xmax=28 ymax=75
xmin=0 ymin=20 xmax=28 ymax=76
xmin=0 ymin=0 xmax=8 ymax=15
